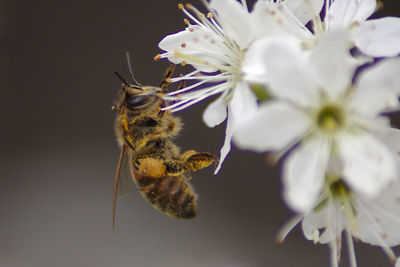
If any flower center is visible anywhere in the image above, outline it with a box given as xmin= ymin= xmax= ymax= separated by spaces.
xmin=316 ymin=104 xmax=344 ymax=133
xmin=329 ymin=180 xmax=350 ymax=200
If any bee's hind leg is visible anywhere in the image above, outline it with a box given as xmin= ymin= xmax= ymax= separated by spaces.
xmin=180 ymin=150 xmax=218 ymax=172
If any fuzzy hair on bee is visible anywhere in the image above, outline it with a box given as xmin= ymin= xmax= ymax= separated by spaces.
xmin=112 ymin=64 xmax=217 ymax=229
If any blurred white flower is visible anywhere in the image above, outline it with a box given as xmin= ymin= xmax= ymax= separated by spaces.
xmin=278 ymin=172 xmax=400 ymax=267
xmin=234 ymin=31 xmax=400 ymax=212
xmin=255 ymin=0 xmax=400 ymax=57
xmin=325 ymin=0 xmax=400 ymax=57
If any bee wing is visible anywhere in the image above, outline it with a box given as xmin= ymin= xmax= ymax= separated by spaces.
xmin=113 ymin=144 xmax=135 ymax=230
xmin=117 ymin=149 xmax=134 ymax=199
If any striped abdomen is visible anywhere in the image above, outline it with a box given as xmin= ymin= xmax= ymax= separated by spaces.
xmin=133 ymin=170 xmax=197 ymax=218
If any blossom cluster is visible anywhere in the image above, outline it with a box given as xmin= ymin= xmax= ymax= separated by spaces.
xmin=156 ymin=0 xmax=400 ymax=266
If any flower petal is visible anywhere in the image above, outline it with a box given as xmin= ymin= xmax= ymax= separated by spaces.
xmin=158 ymin=26 xmax=225 ymax=72
xmin=202 ymin=93 xmax=227 ymax=127
xmin=353 ymin=17 xmax=400 ymax=57
xmin=326 ymin=0 xmax=376 ymax=29
xmin=214 ymin=105 xmax=234 ymax=174
xmin=337 ymin=132 xmax=398 ymax=198
xmin=311 ymin=30 xmax=357 ymax=99
xmin=285 ymin=0 xmax=324 ymax=25
xmin=350 ymin=58 xmax=400 ymax=116
xmin=356 ymin=185 xmax=400 ymax=247
xmin=250 ymin=1 xmax=312 ymax=40
xmin=247 ymin=37 xmax=318 ymax=107
xmin=283 ymin=135 xmax=331 ymax=212
xmin=210 ymin=0 xmax=252 ymax=47
xmin=229 ymin=82 xmax=258 ymax=125
xmin=234 ymin=101 xmax=311 ymax=152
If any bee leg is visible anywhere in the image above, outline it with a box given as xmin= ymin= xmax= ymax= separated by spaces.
xmin=176 ymin=79 xmax=185 ymax=90
xmin=181 ymin=150 xmax=218 ymax=172
xmin=160 ymin=64 xmax=176 ymax=91
xmin=163 ymin=160 xmax=187 ymax=177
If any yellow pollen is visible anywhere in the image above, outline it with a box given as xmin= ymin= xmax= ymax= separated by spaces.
xmin=377 ymin=1 xmax=384 ymax=10
xmin=207 ymin=12 xmax=213 ymax=18
xmin=154 ymin=54 xmax=161 ymax=61
xmin=181 ymin=61 xmax=187 ymax=66
xmin=178 ymin=3 xmax=184 ymax=9
xmin=165 ymin=77 xmax=172 ymax=83
xmin=184 ymin=18 xmax=189 ymax=25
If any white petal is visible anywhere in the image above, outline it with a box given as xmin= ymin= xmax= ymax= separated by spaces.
xmin=355 ymin=180 xmax=400 ymax=247
xmin=158 ymin=26 xmax=225 ymax=72
xmin=302 ymin=208 xmax=329 ymax=242
xmin=250 ymin=1 xmax=312 ymax=40
xmin=353 ymin=17 xmax=400 ymax=57
xmin=214 ymin=105 xmax=234 ymax=174
xmin=248 ymin=37 xmax=318 ymax=107
xmin=375 ymin=128 xmax=400 ymax=156
xmin=283 ymin=135 xmax=331 ymax=212
xmin=210 ymin=0 xmax=252 ymax=47
xmin=234 ymin=101 xmax=311 ymax=152
xmin=396 ymin=258 xmax=400 ymax=267
xmin=285 ymin=0 xmax=324 ymax=25
xmin=337 ymin=132 xmax=398 ymax=198
xmin=326 ymin=0 xmax=376 ymax=29
xmin=311 ymin=30 xmax=357 ymax=99
xmin=350 ymin=57 xmax=400 ymax=116
xmin=229 ymin=82 xmax=258 ymax=125
xmin=202 ymin=94 xmax=227 ymax=128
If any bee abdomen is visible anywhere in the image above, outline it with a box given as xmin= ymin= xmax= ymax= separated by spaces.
xmin=136 ymin=174 xmax=197 ymax=219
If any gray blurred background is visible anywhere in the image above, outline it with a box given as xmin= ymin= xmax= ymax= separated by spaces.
xmin=0 ymin=0 xmax=399 ymax=266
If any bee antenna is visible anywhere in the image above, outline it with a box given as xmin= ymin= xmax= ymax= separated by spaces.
xmin=114 ymin=72 xmax=130 ymax=91
xmin=126 ymin=52 xmax=141 ymax=86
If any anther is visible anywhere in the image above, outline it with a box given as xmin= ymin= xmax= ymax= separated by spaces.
xmin=207 ymin=12 xmax=213 ymax=18
xmin=165 ymin=77 xmax=172 ymax=83
xmin=154 ymin=54 xmax=161 ymax=61
xmin=178 ymin=3 xmax=184 ymax=9
xmin=377 ymin=1 xmax=384 ymax=11
xmin=181 ymin=61 xmax=187 ymax=67
xmin=184 ymin=18 xmax=189 ymax=25
xmin=197 ymin=13 xmax=205 ymax=20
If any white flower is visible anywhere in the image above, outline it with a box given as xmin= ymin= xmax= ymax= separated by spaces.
xmin=278 ymin=171 xmax=400 ymax=267
xmin=254 ymin=0 xmax=400 ymax=57
xmin=234 ymin=30 xmax=400 ymax=212
xmin=157 ymin=0 xmax=264 ymax=173
xmin=325 ymin=0 xmax=400 ymax=57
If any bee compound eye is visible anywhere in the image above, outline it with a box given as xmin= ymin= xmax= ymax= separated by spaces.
xmin=126 ymin=94 xmax=151 ymax=109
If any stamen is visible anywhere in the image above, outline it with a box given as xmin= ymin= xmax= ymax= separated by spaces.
xmin=169 ymin=72 xmax=229 ymax=85
xmin=163 ymin=84 xmax=228 ymax=112
xmin=180 ymin=5 xmax=205 ymax=27
xmin=276 ymin=215 xmax=303 ymax=243
xmin=346 ymin=230 xmax=358 ymax=267
xmin=173 ymin=50 xmax=231 ymax=72
xmin=329 ymin=240 xmax=339 ymax=267
xmin=154 ymin=54 xmax=161 ymax=61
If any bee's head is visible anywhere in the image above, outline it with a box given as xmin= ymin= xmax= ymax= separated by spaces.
xmin=122 ymin=84 xmax=162 ymax=112
xmin=112 ymin=72 xmax=163 ymax=113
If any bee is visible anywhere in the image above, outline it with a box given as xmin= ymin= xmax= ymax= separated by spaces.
xmin=112 ymin=64 xmax=216 ymax=228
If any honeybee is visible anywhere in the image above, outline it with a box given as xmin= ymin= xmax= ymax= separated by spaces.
xmin=112 ymin=65 xmax=216 ymax=228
